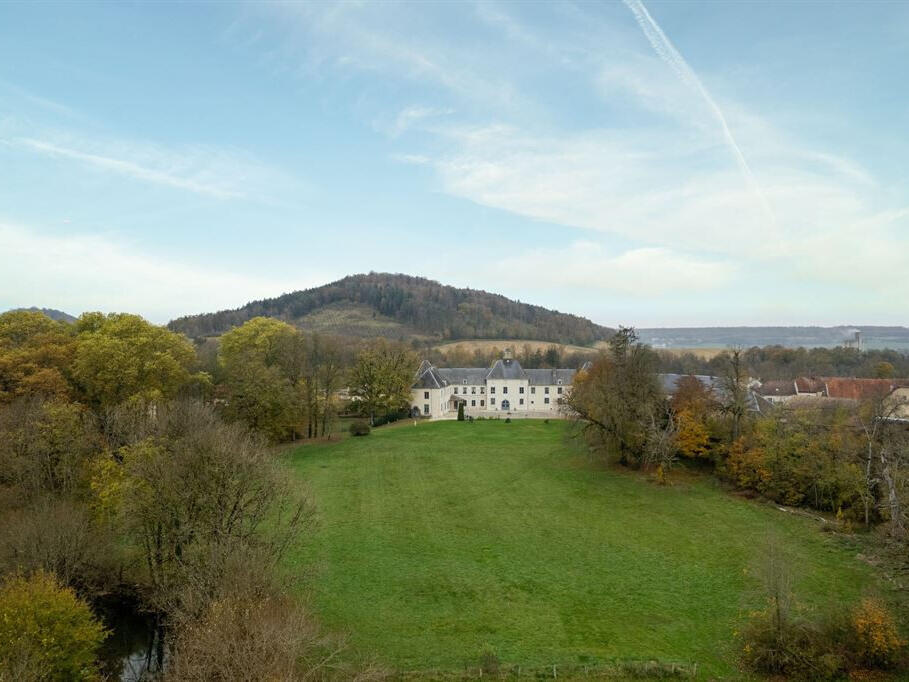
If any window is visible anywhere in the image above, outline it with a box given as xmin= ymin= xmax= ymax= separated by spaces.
xmin=463 ymin=379 xmax=468 ymax=385
xmin=519 ymin=398 xmax=524 ymax=405
xmin=490 ymin=398 xmax=495 ymax=405
xmin=490 ymin=386 xmax=495 ymax=394
xmin=545 ymin=387 xmax=550 ymax=394
xmin=471 ymin=400 xmax=476 ymax=407
xmin=481 ymin=387 xmax=485 ymax=394
xmin=471 ymin=386 xmax=476 ymax=394
xmin=503 ymin=387 xmax=508 ymax=394
xmin=557 ymin=387 xmax=563 ymax=394
xmin=423 ymin=404 xmax=430 ymax=414
xmin=531 ymin=387 xmax=536 ymax=394
xmin=544 ymin=397 xmax=550 ymax=405
xmin=462 ymin=387 xmax=467 ymax=394
xmin=480 ymin=400 xmax=485 ymax=407
xmin=519 ymin=386 xmax=524 ymax=394
xmin=424 ymin=391 xmax=429 ymax=399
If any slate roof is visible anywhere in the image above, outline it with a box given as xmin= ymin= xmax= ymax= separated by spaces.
xmin=486 ymin=358 xmax=528 ymax=381
xmin=658 ymin=373 xmax=722 ymax=396
xmin=437 ymin=368 xmax=489 ymax=385
xmin=657 ymin=373 xmax=761 ymax=412
xmin=412 ymin=365 xmax=447 ymax=389
xmin=526 ymin=368 xmax=577 ymax=385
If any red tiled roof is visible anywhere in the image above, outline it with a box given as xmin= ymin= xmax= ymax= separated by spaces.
xmin=795 ymin=377 xmax=826 ymax=394
xmin=823 ymin=378 xmax=894 ymax=401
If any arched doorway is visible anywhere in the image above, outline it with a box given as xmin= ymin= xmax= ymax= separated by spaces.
xmin=501 ymin=399 xmax=510 ymax=411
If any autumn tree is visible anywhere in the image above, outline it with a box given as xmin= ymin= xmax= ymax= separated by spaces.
xmin=218 ymin=317 xmax=305 ymax=440
xmin=71 ymin=313 xmax=204 ymax=408
xmin=0 ymin=310 xmax=75 ymax=404
xmin=349 ymin=339 xmax=418 ymax=426
xmin=565 ymin=327 xmax=662 ymax=466
xmin=0 ymin=570 xmax=107 ymax=681
xmin=672 ymin=375 xmax=717 ymax=460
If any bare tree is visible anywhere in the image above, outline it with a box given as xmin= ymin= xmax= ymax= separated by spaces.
xmin=857 ymin=390 xmax=907 ymax=537
xmin=719 ymin=347 xmax=750 ymax=443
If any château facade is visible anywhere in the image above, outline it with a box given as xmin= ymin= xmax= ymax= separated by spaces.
xmin=411 ymin=351 xmax=584 ymax=419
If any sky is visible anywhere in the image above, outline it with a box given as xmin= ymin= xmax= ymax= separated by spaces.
xmin=1 ymin=1 xmax=908 ymax=327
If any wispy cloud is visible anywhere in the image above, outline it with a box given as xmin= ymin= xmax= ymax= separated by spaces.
xmin=0 ymin=222 xmax=324 ymax=323
xmin=16 ymin=137 xmax=246 ymax=200
xmin=497 ymin=241 xmax=736 ymax=296
xmin=621 ymin=0 xmax=775 ymax=227
xmin=5 ymin=128 xmax=305 ymax=203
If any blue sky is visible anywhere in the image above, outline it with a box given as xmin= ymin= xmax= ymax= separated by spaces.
xmin=1 ymin=1 xmax=907 ymax=327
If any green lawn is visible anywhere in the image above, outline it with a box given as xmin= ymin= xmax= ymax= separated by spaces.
xmin=284 ymin=420 xmax=876 ymax=678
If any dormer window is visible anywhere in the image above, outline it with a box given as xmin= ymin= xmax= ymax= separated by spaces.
xmin=557 ymin=379 xmax=563 ymax=385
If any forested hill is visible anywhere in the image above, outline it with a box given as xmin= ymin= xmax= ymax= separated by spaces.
xmin=168 ymin=273 xmax=613 ymax=345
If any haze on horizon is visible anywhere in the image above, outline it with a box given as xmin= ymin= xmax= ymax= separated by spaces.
xmin=1 ymin=1 xmax=907 ymax=328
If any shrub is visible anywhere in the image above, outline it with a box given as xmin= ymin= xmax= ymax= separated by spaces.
xmin=349 ymin=421 xmax=371 ymax=437
xmin=505 ymin=417 xmax=511 ymax=424
xmin=457 ymin=403 xmax=465 ymax=421
xmin=851 ymin=598 xmax=905 ymax=667
xmin=0 ymin=570 xmax=107 ymax=681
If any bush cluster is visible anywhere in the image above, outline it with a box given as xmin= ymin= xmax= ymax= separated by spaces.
xmin=349 ymin=421 xmax=371 ymax=437
xmin=740 ymin=597 xmax=905 ymax=679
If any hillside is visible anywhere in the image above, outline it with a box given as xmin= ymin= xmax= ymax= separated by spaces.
xmin=168 ymin=273 xmax=613 ymax=345
xmin=8 ymin=307 xmax=77 ymax=323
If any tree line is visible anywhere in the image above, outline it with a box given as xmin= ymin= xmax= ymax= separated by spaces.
xmin=658 ymin=344 xmax=909 ymax=380
xmin=0 ymin=308 xmax=416 ymax=680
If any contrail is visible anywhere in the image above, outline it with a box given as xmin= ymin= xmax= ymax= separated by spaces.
xmin=622 ymin=0 xmax=776 ymax=226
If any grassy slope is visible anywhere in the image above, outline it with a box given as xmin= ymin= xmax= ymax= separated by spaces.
xmin=284 ymin=421 xmax=875 ymax=678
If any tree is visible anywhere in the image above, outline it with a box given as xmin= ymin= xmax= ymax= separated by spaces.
xmin=873 ymin=361 xmax=895 ymax=379
xmin=0 ymin=310 xmax=75 ymax=404
xmin=856 ymin=389 xmax=908 ymax=537
xmin=0 ymin=398 xmax=100 ymax=498
xmin=218 ymin=317 xmax=305 ymax=440
xmin=718 ymin=347 xmax=750 ymax=443
xmin=565 ymin=327 xmax=662 ymax=466
xmin=91 ymin=401 xmax=310 ymax=619
xmin=349 ymin=340 xmax=418 ymax=426
xmin=457 ymin=401 xmax=465 ymax=421
xmin=672 ymin=375 xmax=717 ymax=460
xmin=71 ymin=313 xmax=203 ymax=407
xmin=0 ymin=570 xmax=107 ymax=681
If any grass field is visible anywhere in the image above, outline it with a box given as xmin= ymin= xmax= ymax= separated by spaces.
xmin=284 ymin=420 xmax=877 ymax=678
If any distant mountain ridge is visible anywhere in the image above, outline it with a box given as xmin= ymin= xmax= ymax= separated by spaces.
xmin=9 ymin=307 xmax=77 ymax=324
xmin=639 ymin=326 xmax=909 ymax=351
xmin=168 ymin=273 xmax=614 ymax=346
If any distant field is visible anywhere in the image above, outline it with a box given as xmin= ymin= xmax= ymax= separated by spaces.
xmin=435 ymin=338 xmax=599 ymax=356
xmin=654 ymin=347 xmax=727 ymax=360
xmin=284 ymin=421 xmax=876 ymax=678
xmin=297 ymin=302 xmax=430 ymax=340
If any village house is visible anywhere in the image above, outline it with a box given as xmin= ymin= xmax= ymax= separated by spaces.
xmin=411 ymin=350 xmax=582 ymax=419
